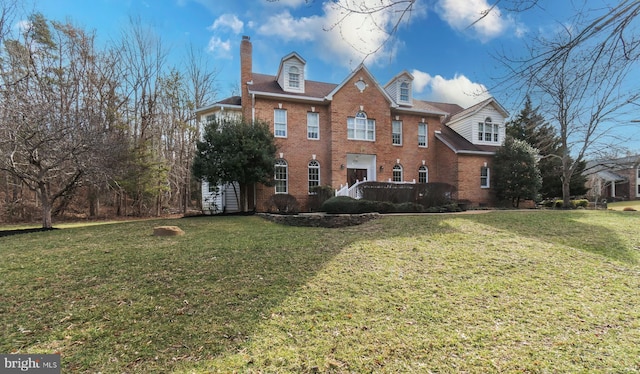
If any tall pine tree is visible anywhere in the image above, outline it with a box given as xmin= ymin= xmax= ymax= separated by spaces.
xmin=505 ymin=96 xmax=588 ymax=199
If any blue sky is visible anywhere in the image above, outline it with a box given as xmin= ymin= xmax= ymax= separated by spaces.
xmin=26 ymin=0 xmax=640 ymax=152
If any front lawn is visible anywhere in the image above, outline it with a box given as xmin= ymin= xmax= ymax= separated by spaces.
xmin=1 ymin=211 xmax=639 ymax=373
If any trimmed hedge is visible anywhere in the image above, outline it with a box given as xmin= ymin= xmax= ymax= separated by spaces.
xmin=319 ymin=196 xmax=461 ymax=214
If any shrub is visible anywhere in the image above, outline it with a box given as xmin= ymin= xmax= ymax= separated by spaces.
xmin=266 ymin=194 xmax=300 ymax=214
xmin=574 ymin=199 xmax=589 ymax=208
xmin=393 ymin=202 xmax=424 ymax=213
xmin=307 ymin=185 xmax=335 ymax=212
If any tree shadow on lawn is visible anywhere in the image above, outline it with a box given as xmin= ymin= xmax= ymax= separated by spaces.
xmin=0 ymin=214 xmax=458 ymax=373
xmin=463 ymin=210 xmax=638 ymax=264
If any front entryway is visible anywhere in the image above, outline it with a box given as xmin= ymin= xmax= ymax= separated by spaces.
xmin=348 ymin=168 xmax=368 ymax=187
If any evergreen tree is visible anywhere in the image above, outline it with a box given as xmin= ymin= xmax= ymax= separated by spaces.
xmin=193 ymin=117 xmax=277 ymax=212
xmin=493 ymin=136 xmax=543 ymax=207
xmin=505 ymin=96 xmax=588 ymax=199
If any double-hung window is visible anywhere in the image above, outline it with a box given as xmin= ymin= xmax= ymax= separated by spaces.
xmin=308 ymin=160 xmax=320 ymax=194
xmin=392 ymin=120 xmax=402 ymax=145
xmin=274 ymin=109 xmax=287 ymax=137
xmin=307 ymin=112 xmax=319 ymax=140
xmin=347 ymin=111 xmax=375 ymax=141
xmin=289 ymin=66 xmax=300 ymax=88
xmin=418 ymin=123 xmax=427 ymax=147
xmin=400 ymin=82 xmax=409 ymax=103
xmin=275 ymin=159 xmax=288 ymax=193
xmin=480 ymin=166 xmax=490 ymax=188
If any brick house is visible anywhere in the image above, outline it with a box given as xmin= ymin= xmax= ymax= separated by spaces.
xmin=585 ymin=155 xmax=640 ymax=202
xmin=196 ymin=36 xmax=509 ymax=213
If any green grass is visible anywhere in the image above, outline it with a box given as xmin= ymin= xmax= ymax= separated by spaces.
xmin=608 ymin=199 xmax=640 ymax=211
xmin=1 ymin=211 xmax=639 ymax=373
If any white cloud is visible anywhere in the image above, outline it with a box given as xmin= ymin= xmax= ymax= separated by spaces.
xmin=435 ymin=0 xmax=513 ymax=42
xmin=256 ymin=10 xmax=322 ymax=42
xmin=262 ymin=0 xmax=308 ymax=7
xmin=209 ymin=14 xmax=244 ymax=34
xmin=254 ymin=0 xmax=425 ymax=67
xmin=411 ymin=69 xmax=491 ymax=107
xmin=207 ymin=37 xmax=232 ymax=59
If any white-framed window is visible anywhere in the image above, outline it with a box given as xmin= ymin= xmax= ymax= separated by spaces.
xmin=307 ymin=112 xmax=319 ymax=140
xmin=392 ymin=120 xmax=402 ymax=145
xmin=418 ymin=165 xmax=428 ymax=183
xmin=393 ymin=164 xmax=403 ymax=182
xmin=308 ymin=160 xmax=320 ymax=194
xmin=275 ymin=159 xmax=288 ymax=193
xmin=274 ymin=109 xmax=287 ymax=138
xmin=400 ymin=81 xmax=410 ymax=103
xmin=205 ymin=114 xmax=216 ymax=126
xmin=481 ymin=166 xmax=490 ymax=188
xmin=347 ymin=111 xmax=375 ymax=141
xmin=418 ymin=123 xmax=427 ymax=147
xmin=289 ymin=66 xmax=300 ymax=88
xmin=478 ymin=117 xmax=499 ymax=143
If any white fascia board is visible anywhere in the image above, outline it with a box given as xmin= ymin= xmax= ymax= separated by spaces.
xmin=395 ymin=106 xmax=448 ymax=116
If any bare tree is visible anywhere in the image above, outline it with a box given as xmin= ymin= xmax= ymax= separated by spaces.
xmin=505 ymin=1 xmax=640 ymax=207
xmin=0 ymin=14 xmax=120 ymax=227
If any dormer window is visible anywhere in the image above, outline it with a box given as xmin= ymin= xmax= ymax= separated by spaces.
xmin=478 ymin=117 xmax=500 ymax=143
xmin=400 ymin=82 xmax=410 ymax=102
xmin=288 ymin=66 xmax=300 ymax=89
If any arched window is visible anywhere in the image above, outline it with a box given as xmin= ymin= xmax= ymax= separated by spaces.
xmin=393 ymin=164 xmax=403 ymax=182
xmin=275 ymin=159 xmax=288 ymax=194
xmin=308 ymin=160 xmax=320 ymax=194
xmin=478 ymin=117 xmax=499 ymax=142
xmin=418 ymin=165 xmax=428 ymax=183
xmin=288 ymin=66 xmax=300 ymax=88
xmin=400 ymin=81 xmax=410 ymax=102
xmin=347 ymin=111 xmax=375 ymax=140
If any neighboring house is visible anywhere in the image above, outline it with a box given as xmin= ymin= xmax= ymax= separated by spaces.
xmin=196 ymin=36 xmax=509 ymax=213
xmin=585 ymin=155 xmax=640 ymax=202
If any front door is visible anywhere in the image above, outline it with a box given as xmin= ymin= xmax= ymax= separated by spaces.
xmin=348 ymin=168 xmax=368 ymax=187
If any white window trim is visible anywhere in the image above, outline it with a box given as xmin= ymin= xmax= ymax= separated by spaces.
xmin=481 ymin=166 xmax=490 ymax=189
xmin=307 ymin=112 xmax=319 ymax=140
xmin=288 ymin=66 xmax=300 ymax=89
xmin=274 ymin=109 xmax=287 ymax=138
xmin=308 ymin=160 xmax=320 ymax=194
xmin=347 ymin=111 xmax=375 ymax=141
xmin=418 ymin=123 xmax=428 ymax=148
xmin=275 ymin=159 xmax=288 ymax=194
xmin=477 ymin=117 xmax=500 ymax=144
xmin=399 ymin=81 xmax=411 ymax=104
xmin=393 ymin=164 xmax=403 ymax=182
xmin=392 ymin=120 xmax=402 ymax=146
xmin=418 ymin=165 xmax=428 ymax=183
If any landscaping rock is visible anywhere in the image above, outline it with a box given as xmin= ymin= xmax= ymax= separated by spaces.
xmin=153 ymin=226 xmax=185 ymax=236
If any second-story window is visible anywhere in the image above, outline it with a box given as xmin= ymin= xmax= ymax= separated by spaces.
xmin=392 ymin=120 xmax=402 ymax=145
xmin=418 ymin=123 xmax=427 ymax=147
xmin=347 ymin=111 xmax=375 ymax=141
xmin=307 ymin=112 xmax=319 ymax=140
xmin=274 ymin=109 xmax=287 ymax=137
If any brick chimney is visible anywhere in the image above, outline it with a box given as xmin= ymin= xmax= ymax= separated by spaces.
xmin=240 ymin=35 xmax=252 ymax=120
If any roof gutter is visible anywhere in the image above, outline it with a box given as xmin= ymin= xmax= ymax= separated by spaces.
xmin=248 ymin=89 xmax=328 ymax=103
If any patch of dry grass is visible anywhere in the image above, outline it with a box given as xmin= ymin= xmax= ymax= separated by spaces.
xmin=1 ymin=211 xmax=639 ymax=373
